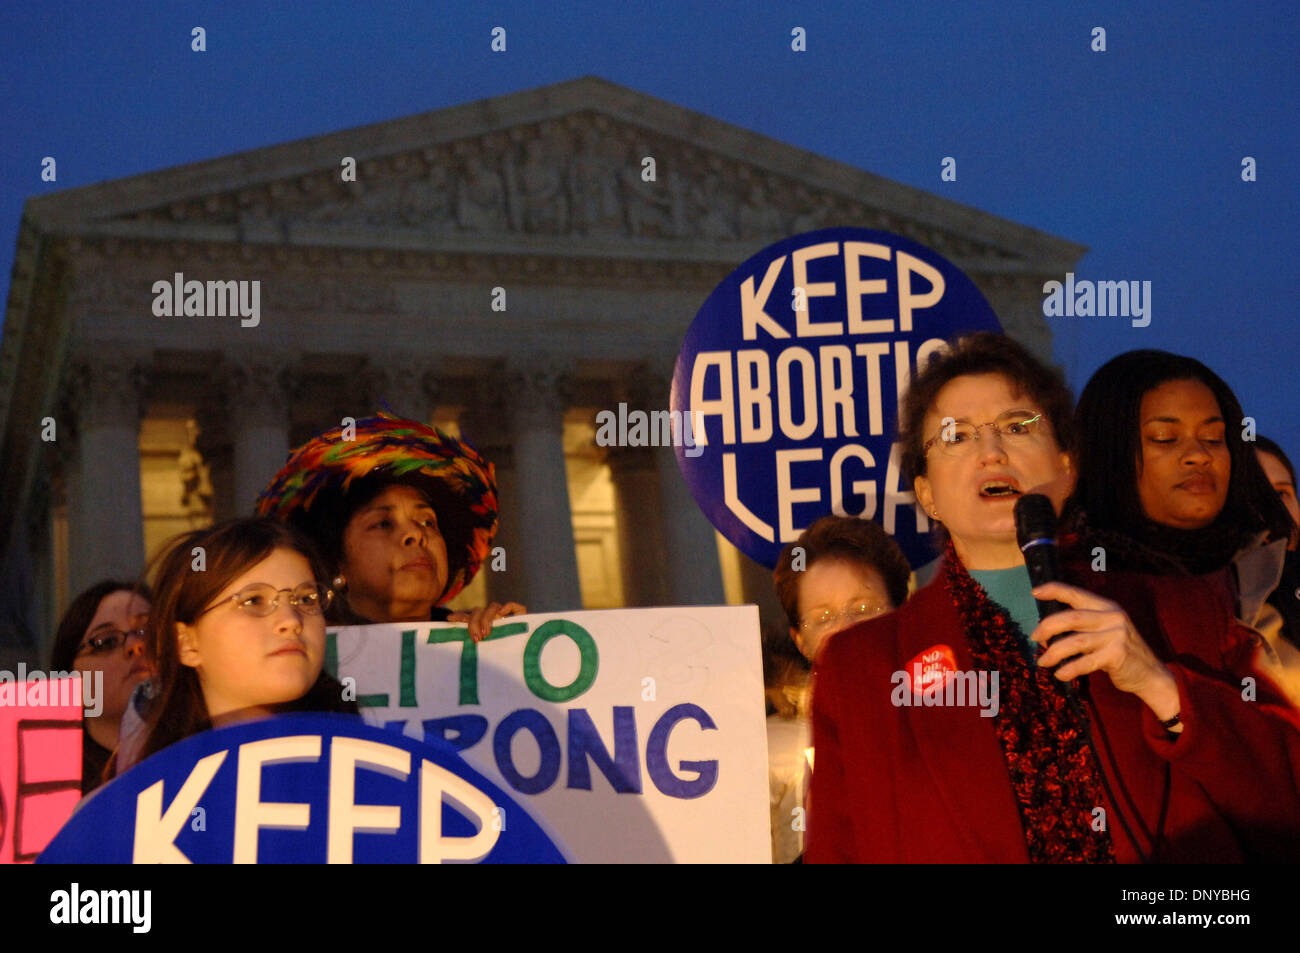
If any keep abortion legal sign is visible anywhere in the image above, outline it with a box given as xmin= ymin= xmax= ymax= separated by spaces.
xmin=331 ymin=606 xmax=768 ymax=863
xmin=40 ymin=714 xmax=566 ymax=863
xmin=671 ymin=227 xmax=1002 ymax=568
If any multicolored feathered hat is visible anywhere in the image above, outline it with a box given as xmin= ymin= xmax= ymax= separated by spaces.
xmin=255 ymin=412 xmax=498 ymax=605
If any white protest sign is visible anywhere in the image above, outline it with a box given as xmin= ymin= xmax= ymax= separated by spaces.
xmin=329 ymin=606 xmax=769 ymax=863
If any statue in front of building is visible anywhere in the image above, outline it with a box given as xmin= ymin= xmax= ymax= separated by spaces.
xmin=177 ymin=418 xmax=214 ymax=527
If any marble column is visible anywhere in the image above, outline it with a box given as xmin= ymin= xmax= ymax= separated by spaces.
xmin=633 ymin=360 xmax=727 ymax=607
xmin=193 ymin=399 xmax=236 ymax=521
xmin=25 ymin=473 xmax=54 ymax=660
xmin=504 ymin=359 xmax=582 ymax=612
xmin=65 ymin=353 xmax=148 ymax=593
xmin=606 ymin=445 xmax=670 ymax=607
xmin=219 ymin=356 xmax=294 ymax=513
xmin=53 ymin=417 xmax=81 ymax=613
xmin=654 ymin=445 xmax=727 ymax=606
xmin=360 ymin=353 xmax=439 ymax=423
xmin=458 ymin=388 xmax=525 ymax=607
xmin=737 ymin=546 xmax=789 ymax=632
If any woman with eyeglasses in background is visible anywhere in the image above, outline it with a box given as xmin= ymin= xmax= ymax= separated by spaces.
xmin=765 ymin=514 xmax=912 ymax=862
xmin=134 ymin=517 xmax=357 ymax=764
xmin=774 ymin=514 xmax=913 ymax=667
xmin=50 ymin=581 xmax=154 ymax=793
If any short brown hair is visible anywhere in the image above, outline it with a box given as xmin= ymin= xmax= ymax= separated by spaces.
xmin=898 ymin=332 xmax=1076 ymax=484
xmin=773 ymin=515 xmax=912 ymax=628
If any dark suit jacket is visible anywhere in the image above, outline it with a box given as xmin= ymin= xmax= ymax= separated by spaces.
xmin=806 ymin=556 xmax=1300 ymax=863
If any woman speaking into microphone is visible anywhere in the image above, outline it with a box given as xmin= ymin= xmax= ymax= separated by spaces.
xmin=805 ymin=332 xmax=1300 ymax=863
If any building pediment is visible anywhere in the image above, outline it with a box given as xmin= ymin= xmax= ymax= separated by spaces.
xmin=21 ymin=77 xmax=1082 ymax=271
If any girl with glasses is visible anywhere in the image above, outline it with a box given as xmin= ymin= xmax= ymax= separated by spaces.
xmin=50 ymin=580 xmax=154 ymax=793
xmin=134 ymin=517 xmax=357 ymax=764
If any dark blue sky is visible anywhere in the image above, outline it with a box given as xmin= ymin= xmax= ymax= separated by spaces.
xmin=3 ymin=0 xmax=1297 ymax=447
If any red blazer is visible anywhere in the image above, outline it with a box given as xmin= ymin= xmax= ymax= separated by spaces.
xmin=806 ymin=558 xmax=1300 ymax=863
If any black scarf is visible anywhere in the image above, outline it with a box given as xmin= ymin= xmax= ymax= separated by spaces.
xmin=1070 ymin=511 xmax=1248 ymax=576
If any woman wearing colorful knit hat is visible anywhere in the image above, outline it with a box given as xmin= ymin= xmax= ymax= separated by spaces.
xmin=256 ymin=412 xmax=524 ymax=639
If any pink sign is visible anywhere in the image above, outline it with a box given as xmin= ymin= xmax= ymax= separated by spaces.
xmin=0 ymin=676 xmax=83 ymax=863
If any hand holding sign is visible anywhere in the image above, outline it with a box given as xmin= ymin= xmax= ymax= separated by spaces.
xmin=445 ymin=601 xmax=528 ymax=642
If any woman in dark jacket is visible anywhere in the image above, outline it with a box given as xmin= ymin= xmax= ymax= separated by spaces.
xmin=1066 ymin=350 xmax=1299 ymax=706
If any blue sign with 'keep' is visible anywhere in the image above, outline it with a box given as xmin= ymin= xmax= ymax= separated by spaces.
xmin=671 ymin=228 xmax=1002 ymax=569
xmin=38 ymin=713 xmax=566 ymax=863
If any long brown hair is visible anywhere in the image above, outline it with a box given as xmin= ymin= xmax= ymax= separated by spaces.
xmin=138 ymin=517 xmax=357 ymax=762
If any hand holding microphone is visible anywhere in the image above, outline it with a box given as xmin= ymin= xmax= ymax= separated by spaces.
xmin=1013 ymin=494 xmax=1180 ymax=713
xmin=1013 ymin=493 xmax=1072 ymax=633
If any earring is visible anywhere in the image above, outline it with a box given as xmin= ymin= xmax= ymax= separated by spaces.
xmin=332 ymin=575 xmax=346 ymax=589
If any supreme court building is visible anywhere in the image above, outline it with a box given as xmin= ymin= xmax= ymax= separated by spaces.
xmin=0 ymin=77 xmax=1084 ymax=667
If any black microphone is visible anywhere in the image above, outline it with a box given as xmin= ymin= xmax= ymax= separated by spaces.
xmin=1013 ymin=493 xmax=1071 ymax=647
xmin=1014 ymin=494 xmax=1149 ymax=857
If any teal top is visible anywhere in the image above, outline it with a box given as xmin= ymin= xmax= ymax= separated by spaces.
xmin=969 ymin=565 xmax=1041 ymax=659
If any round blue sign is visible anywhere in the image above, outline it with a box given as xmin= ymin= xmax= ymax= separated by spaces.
xmin=39 ymin=713 xmax=567 ymax=863
xmin=671 ymin=228 xmax=1002 ymax=569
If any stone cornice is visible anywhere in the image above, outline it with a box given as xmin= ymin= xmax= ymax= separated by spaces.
xmin=58 ymin=235 xmax=735 ymax=300
xmin=44 ymin=221 xmax=1070 ymax=277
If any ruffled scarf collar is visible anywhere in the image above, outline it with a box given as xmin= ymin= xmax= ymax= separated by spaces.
xmin=943 ymin=542 xmax=1115 ymax=863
